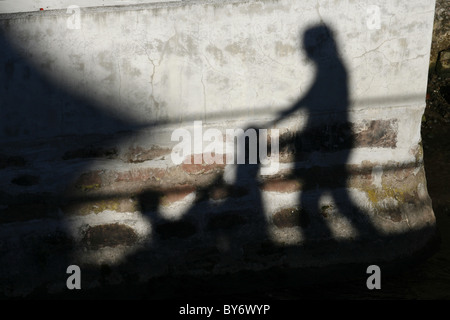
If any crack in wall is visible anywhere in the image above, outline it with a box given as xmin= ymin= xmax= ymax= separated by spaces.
xmin=315 ymin=0 xmax=325 ymax=24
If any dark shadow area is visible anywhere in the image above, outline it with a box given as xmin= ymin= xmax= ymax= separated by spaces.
xmin=0 ymin=27 xmax=151 ymax=296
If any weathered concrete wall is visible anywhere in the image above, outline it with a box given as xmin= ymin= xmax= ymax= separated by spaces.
xmin=0 ymin=0 xmax=181 ymax=14
xmin=0 ymin=0 xmax=436 ymax=296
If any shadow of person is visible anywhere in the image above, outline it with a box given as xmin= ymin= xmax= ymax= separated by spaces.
xmin=274 ymin=24 xmax=380 ymax=241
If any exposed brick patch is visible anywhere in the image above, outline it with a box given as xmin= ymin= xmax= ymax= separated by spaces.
xmin=11 ymin=174 xmax=39 ymax=186
xmin=181 ymin=153 xmax=226 ymax=175
xmin=275 ymin=124 xmax=353 ymax=162
xmin=155 ymin=220 xmax=197 ymax=239
xmin=122 ymin=146 xmax=171 ymax=163
xmin=278 ymin=131 xmax=296 ymax=163
xmin=136 ymin=185 xmax=195 ymax=212
xmin=260 ymin=179 xmax=301 ymax=193
xmin=272 ymin=207 xmax=309 ymax=229
xmin=74 ymin=171 xmax=103 ymax=191
xmin=207 ymin=212 xmax=247 ymax=231
xmin=67 ymin=166 xmax=222 ymax=198
xmin=160 ymin=185 xmax=196 ymax=206
xmin=0 ymin=154 xmax=26 ymax=169
xmin=274 ymin=120 xmax=398 ymax=163
xmin=209 ymin=185 xmax=249 ymax=200
xmin=354 ymin=120 xmax=398 ymax=148
xmin=81 ymin=223 xmax=138 ymax=249
xmin=62 ymin=147 xmax=118 ymax=160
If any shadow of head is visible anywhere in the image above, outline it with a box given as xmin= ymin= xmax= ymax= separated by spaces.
xmin=302 ymin=24 xmax=340 ymax=63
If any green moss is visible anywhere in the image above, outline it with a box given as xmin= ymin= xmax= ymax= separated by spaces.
xmin=366 ymin=185 xmax=408 ymax=204
xmin=78 ymin=183 xmax=101 ymax=191
xmin=366 ymin=189 xmax=379 ymax=204
xmin=364 ymin=180 xmax=415 ymax=206
xmin=90 ymin=200 xmax=120 ymax=214
xmin=64 ymin=198 xmax=134 ymax=216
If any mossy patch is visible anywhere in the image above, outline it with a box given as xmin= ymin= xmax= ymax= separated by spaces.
xmin=78 ymin=183 xmax=101 ymax=191
xmin=365 ymin=178 xmax=419 ymax=223
xmin=62 ymin=198 xmax=138 ymax=215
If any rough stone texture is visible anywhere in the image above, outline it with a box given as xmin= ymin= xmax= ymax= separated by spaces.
xmin=272 ymin=207 xmax=309 ymax=229
xmin=354 ymin=120 xmax=398 ymax=148
xmin=181 ymin=154 xmax=226 ymax=175
xmin=113 ymin=168 xmax=166 ymax=184
xmin=430 ymin=0 xmax=450 ymax=70
xmin=81 ymin=223 xmax=139 ymax=249
xmin=160 ymin=185 xmax=196 ymax=206
xmin=261 ymin=179 xmax=302 ymax=193
xmin=0 ymin=0 xmax=437 ymax=297
xmin=73 ymin=171 xmax=103 ymax=191
xmin=122 ymin=146 xmax=171 ymax=163
xmin=275 ymin=119 xmax=398 ymax=163
xmin=436 ymin=49 xmax=450 ymax=77
xmin=62 ymin=198 xmax=138 ymax=216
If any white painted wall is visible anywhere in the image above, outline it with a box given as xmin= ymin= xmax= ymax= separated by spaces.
xmin=0 ymin=0 xmax=180 ymax=13
xmin=0 ymin=0 xmax=435 ymax=156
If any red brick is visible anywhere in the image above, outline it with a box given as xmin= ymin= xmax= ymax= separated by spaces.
xmin=160 ymin=185 xmax=196 ymax=206
xmin=74 ymin=171 xmax=103 ymax=191
xmin=181 ymin=153 xmax=226 ymax=175
xmin=81 ymin=223 xmax=138 ymax=249
xmin=260 ymin=179 xmax=302 ymax=193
